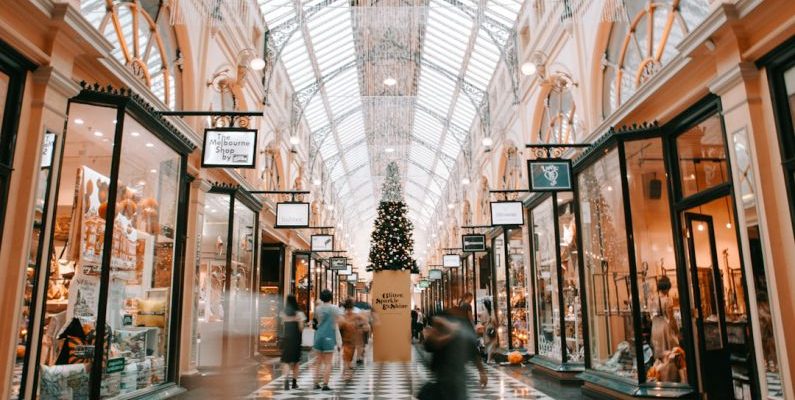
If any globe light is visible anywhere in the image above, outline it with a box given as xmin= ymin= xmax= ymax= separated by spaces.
xmin=249 ymin=57 xmax=266 ymax=71
xmin=520 ymin=61 xmax=537 ymax=76
xmin=482 ymin=137 xmax=493 ymax=147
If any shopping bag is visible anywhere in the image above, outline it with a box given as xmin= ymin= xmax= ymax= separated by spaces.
xmin=301 ymin=327 xmax=315 ymax=348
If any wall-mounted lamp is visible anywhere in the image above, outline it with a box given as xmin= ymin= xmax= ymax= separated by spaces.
xmin=521 ymin=50 xmax=577 ymax=91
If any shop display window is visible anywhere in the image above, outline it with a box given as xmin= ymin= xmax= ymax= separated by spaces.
xmin=530 ymin=192 xmax=583 ymax=367
xmin=492 ymin=235 xmax=508 ymax=348
xmin=677 ymin=115 xmax=729 ymax=198
xmin=624 ymin=138 xmax=686 ymax=385
xmin=196 ymin=190 xmax=259 ymax=368
xmin=293 ymin=253 xmax=311 ymax=315
xmin=33 ymin=91 xmax=193 ymax=400
xmin=14 ymin=136 xmax=57 ymax=398
xmin=578 ymin=148 xmax=636 ymax=380
xmin=507 ymin=229 xmax=528 ymax=349
xmin=532 ymin=198 xmax=560 ymax=360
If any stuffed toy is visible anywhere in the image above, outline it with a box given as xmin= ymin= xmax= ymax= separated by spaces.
xmin=139 ymin=197 xmax=160 ymax=234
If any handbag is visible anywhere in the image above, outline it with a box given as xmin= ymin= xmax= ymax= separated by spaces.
xmin=301 ymin=327 xmax=315 ymax=347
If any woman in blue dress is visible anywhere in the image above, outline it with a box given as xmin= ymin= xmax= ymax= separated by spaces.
xmin=313 ymin=289 xmax=341 ymax=390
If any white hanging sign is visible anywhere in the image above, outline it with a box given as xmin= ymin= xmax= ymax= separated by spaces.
xmin=490 ymin=201 xmax=525 ymax=226
xmin=202 ymin=128 xmax=257 ymax=168
xmin=311 ymin=234 xmax=334 ymax=252
xmin=443 ymin=255 xmax=461 ymax=268
xmin=275 ymin=202 xmax=310 ymax=228
xmin=41 ymin=132 xmax=56 ymax=168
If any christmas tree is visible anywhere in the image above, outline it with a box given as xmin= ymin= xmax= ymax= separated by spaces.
xmin=368 ymin=162 xmax=417 ymax=272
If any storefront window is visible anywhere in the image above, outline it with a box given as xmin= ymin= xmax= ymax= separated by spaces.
xmin=677 ymin=115 xmax=729 ymax=198
xmin=37 ymin=103 xmax=118 ymax=398
xmin=578 ymin=148 xmax=635 ymax=380
xmin=624 ymin=138 xmax=686 ymax=384
xmin=35 ymin=98 xmax=190 ymax=399
xmin=229 ymin=202 xmax=256 ymax=361
xmin=492 ymin=235 xmax=508 ymax=348
xmin=197 ymin=193 xmax=230 ymax=367
xmin=293 ymin=254 xmax=310 ymax=315
xmin=558 ymin=192 xmax=583 ymax=363
xmin=14 ymin=135 xmax=56 ymax=398
xmin=532 ymin=198 xmax=560 ymax=360
xmin=99 ymin=114 xmax=181 ymax=398
xmin=507 ymin=229 xmax=528 ymax=349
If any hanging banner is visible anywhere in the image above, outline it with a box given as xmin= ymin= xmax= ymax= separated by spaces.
xmin=330 ymin=256 xmax=347 ymax=271
xmin=429 ymin=269 xmax=442 ymax=280
xmin=275 ymin=202 xmax=310 ymax=228
xmin=462 ymin=234 xmax=486 ymax=252
xmin=490 ymin=201 xmax=525 ymax=226
xmin=443 ymin=255 xmax=461 ymax=268
xmin=202 ymin=128 xmax=257 ymax=168
xmin=528 ymin=159 xmax=573 ymax=191
xmin=311 ymin=234 xmax=334 ymax=252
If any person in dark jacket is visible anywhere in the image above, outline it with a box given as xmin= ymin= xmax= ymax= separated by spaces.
xmin=280 ymin=295 xmax=306 ymax=390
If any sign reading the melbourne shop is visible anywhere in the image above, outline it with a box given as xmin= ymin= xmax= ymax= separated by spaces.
xmin=275 ymin=202 xmax=310 ymax=228
xmin=443 ymin=255 xmax=461 ymax=268
xmin=490 ymin=201 xmax=525 ymax=226
xmin=528 ymin=159 xmax=572 ymax=191
xmin=311 ymin=234 xmax=334 ymax=252
xmin=202 ymin=128 xmax=257 ymax=168
xmin=330 ymin=257 xmax=347 ymax=271
xmin=462 ymin=234 xmax=486 ymax=252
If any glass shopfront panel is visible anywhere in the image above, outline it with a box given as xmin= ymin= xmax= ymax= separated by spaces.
xmin=624 ymin=138 xmax=686 ymax=384
xmin=506 ymin=229 xmax=529 ymax=349
xmin=229 ymin=202 xmax=256 ymax=362
xmin=99 ymin=114 xmax=182 ymax=398
xmin=197 ymin=193 xmax=231 ymax=368
xmin=532 ymin=198 xmax=560 ymax=360
xmin=677 ymin=115 xmax=729 ymax=198
xmin=492 ymin=235 xmax=508 ymax=348
xmin=557 ymin=192 xmax=583 ymax=363
xmin=36 ymin=103 xmax=118 ymax=398
xmin=578 ymin=148 xmax=636 ymax=381
xmin=293 ymin=253 xmax=310 ymax=314
xmin=35 ymin=100 xmax=189 ymax=399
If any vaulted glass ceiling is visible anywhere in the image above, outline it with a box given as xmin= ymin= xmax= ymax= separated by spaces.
xmin=259 ymin=0 xmax=523 ymax=232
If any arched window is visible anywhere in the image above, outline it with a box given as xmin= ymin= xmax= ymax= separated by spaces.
xmin=602 ymin=0 xmax=710 ymax=117
xmin=539 ymin=78 xmax=579 ymax=144
xmin=81 ymin=0 xmax=182 ymax=109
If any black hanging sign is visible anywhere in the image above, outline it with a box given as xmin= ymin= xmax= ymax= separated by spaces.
xmin=462 ymin=234 xmax=486 ymax=252
xmin=330 ymin=257 xmax=347 ymax=271
xmin=202 ymin=127 xmax=257 ymax=168
xmin=528 ymin=159 xmax=573 ymax=191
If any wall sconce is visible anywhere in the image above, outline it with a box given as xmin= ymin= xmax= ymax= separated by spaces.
xmin=521 ymin=50 xmax=577 ymax=91
xmin=236 ymin=48 xmax=266 ymax=83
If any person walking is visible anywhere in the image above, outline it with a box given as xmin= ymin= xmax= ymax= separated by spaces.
xmin=482 ymin=298 xmax=499 ymax=364
xmin=279 ymin=295 xmax=306 ymax=390
xmin=458 ymin=293 xmax=474 ymax=326
xmin=313 ymin=289 xmax=341 ymax=391
xmin=419 ymin=311 xmax=488 ymax=400
xmin=339 ymin=298 xmax=366 ymax=381
xmin=411 ymin=307 xmax=419 ymax=341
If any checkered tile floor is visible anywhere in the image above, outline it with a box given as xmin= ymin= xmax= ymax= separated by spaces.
xmin=248 ymin=347 xmax=555 ymax=399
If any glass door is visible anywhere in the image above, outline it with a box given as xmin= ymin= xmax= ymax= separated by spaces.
xmin=684 ymin=212 xmax=733 ymax=399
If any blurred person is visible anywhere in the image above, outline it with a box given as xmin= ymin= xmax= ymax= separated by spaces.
xmin=279 ymin=295 xmax=306 ymax=390
xmin=313 ymin=289 xmax=341 ymax=391
xmin=411 ymin=307 xmax=419 ymax=340
xmin=458 ymin=292 xmax=474 ymax=326
xmin=357 ymin=304 xmax=374 ymax=365
xmin=419 ymin=311 xmax=488 ymax=400
xmin=339 ymin=298 xmax=368 ymax=381
xmin=415 ymin=307 xmax=425 ymax=343
xmin=482 ymin=299 xmax=498 ymax=364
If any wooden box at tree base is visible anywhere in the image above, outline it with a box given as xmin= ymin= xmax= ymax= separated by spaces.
xmin=371 ymin=269 xmax=411 ymax=362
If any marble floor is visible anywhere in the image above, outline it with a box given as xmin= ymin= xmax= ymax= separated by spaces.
xmin=247 ymin=347 xmax=560 ymax=399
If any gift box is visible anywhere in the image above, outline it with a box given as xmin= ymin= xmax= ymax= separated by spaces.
xmin=39 ymin=364 xmax=89 ymax=400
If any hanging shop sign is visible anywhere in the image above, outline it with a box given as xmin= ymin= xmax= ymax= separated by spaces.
xmin=528 ymin=159 xmax=573 ymax=191
xmin=462 ymin=234 xmax=487 ymax=252
xmin=419 ymin=280 xmax=430 ymax=289
xmin=443 ymin=255 xmax=461 ymax=268
xmin=311 ymin=234 xmax=334 ymax=252
xmin=347 ymin=273 xmax=358 ymax=282
xmin=329 ymin=256 xmax=347 ymax=271
xmin=490 ymin=201 xmax=525 ymax=226
xmin=41 ymin=131 xmax=56 ymax=168
xmin=201 ymin=128 xmax=257 ymax=168
xmin=429 ymin=269 xmax=442 ymax=280
xmin=275 ymin=202 xmax=310 ymax=228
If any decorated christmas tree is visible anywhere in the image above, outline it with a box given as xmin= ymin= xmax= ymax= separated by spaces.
xmin=368 ymin=162 xmax=417 ymax=272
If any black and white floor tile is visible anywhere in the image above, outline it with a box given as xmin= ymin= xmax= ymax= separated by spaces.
xmin=248 ymin=347 xmax=555 ymax=399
